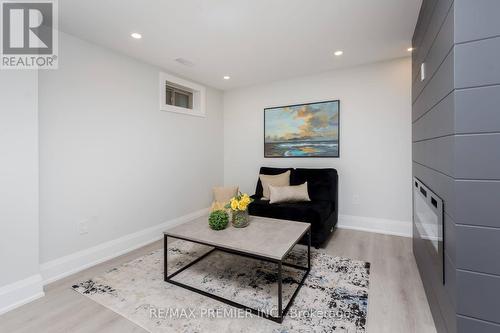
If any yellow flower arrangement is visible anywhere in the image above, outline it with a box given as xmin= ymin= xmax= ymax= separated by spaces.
xmin=226 ymin=192 xmax=253 ymax=212
xmin=230 ymin=198 xmax=239 ymax=210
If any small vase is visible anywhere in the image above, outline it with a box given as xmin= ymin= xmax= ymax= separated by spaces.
xmin=232 ymin=209 xmax=250 ymax=228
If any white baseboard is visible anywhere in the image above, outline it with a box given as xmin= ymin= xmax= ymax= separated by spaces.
xmin=0 ymin=274 xmax=45 ymax=315
xmin=337 ymin=214 xmax=412 ymax=238
xmin=40 ymin=208 xmax=209 ymax=285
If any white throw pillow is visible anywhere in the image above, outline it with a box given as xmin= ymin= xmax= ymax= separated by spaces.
xmin=269 ymin=182 xmax=311 ymax=204
xmin=259 ymin=170 xmax=290 ymax=200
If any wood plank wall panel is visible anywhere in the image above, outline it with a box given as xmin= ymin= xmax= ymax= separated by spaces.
xmin=412 ymin=1 xmax=454 ymax=102
xmin=455 ymin=86 xmax=500 ymax=134
xmin=455 ymin=37 xmax=500 ymax=88
xmin=457 ymin=316 xmax=500 ymax=333
xmin=456 ymin=271 xmax=500 ymax=323
xmin=412 ymin=92 xmax=454 ymax=142
xmin=454 ymin=0 xmax=500 ymax=43
xmin=413 ymin=1 xmax=500 ymax=331
xmin=412 ymin=0 xmax=446 ymax=79
xmin=412 ymin=2 xmax=457 ymax=330
xmin=456 ymin=225 xmax=500 ymax=275
xmin=412 ymin=50 xmax=454 ymax=122
xmin=412 ymin=0 xmax=439 ymax=78
xmin=454 ymin=180 xmax=500 ymax=228
xmin=452 ymin=1 xmax=500 ymax=327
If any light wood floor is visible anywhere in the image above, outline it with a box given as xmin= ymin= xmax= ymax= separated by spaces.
xmin=0 ymin=229 xmax=436 ymax=333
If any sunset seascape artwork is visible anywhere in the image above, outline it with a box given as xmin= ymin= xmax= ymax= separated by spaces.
xmin=264 ymin=100 xmax=339 ymax=157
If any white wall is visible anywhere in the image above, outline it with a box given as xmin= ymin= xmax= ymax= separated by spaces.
xmin=38 ymin=33 xmax=224 ymax=275
xmin=0 ymin=71 xmax=44 ymax=313
xmin=223 ymin=57 xmax=412 ymax=236
xmin=0 ymin=37 xmax=410 ymax=313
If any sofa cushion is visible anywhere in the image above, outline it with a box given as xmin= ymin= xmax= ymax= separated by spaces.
xmin=269 ymin=182 xmax=310 ymax=204
xmin=249 ymin=199 xmax=331 ymax=226
xmin=211 ymin=185 xmax=239 ymax=212
xmin=292 ymin=168 xmax=338 ymax=202
xmin=213 ymin=186 xmax=238 ymax=203
xmin=255 ymin=167 xmax=293 ymax=198
xmin=259 ymin=170 xmax=290 ymax=199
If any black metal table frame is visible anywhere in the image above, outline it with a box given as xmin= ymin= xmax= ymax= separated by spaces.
xmin=164 ymin=228 xmax=311 ymax=323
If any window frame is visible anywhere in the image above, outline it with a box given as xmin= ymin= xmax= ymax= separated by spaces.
xmin=159 ymin=72 xmax=206 ymax=117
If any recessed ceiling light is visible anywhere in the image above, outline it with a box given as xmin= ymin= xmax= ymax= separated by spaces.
xmin=334 ymin=50 xmax=343 ymax=56
xmin=223 ymin=76 xmax=231 ymax=80
xmin=130 ymin=33 xmax=142 ymax=39
xmin=407 ymin=47 xmax=414 ymax=52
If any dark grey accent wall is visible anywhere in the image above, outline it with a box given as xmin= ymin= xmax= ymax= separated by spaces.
xmin=412 ymin=1 xmax=500 ymax=332
xmin=412 ymin=1 xmax=456 ymax=331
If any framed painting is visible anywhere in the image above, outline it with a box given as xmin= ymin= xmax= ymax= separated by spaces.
xmin=264 ymin=100 xmax=340 ymax=157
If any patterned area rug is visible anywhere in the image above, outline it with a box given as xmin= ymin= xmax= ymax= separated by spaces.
xmin=72 ymin=241 xmax=370 ymax=333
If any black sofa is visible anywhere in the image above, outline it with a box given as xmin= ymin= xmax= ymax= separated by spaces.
xmin=248 ymin=167 xmax=338 ymax=248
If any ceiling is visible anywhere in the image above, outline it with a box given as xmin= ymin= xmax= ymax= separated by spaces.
xmin=59 ymin=0 xmax=422 ymax=90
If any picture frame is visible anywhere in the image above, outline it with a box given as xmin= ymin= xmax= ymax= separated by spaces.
xmin=264 ymin=100 xmax=340 ymax=158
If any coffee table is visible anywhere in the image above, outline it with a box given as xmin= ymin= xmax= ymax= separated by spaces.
xmin=163 ymin=215 xmax=311 ymax=323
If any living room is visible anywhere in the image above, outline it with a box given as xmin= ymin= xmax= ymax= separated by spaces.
xmin=1 ymin=1 xmax=499 ymax=332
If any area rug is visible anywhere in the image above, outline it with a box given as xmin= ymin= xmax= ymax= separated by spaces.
xmin=72 ymin=240 xmax=370 ymax=333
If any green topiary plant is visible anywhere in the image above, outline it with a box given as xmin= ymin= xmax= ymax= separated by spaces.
xmin=208 ymin=210 xmax=229 ymax=230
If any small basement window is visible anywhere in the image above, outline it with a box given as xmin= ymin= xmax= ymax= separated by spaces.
xmin=159 ymin=72 xmax=206 ymax=117
xmin=166 ymin=83 xmax=193 ymax=109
